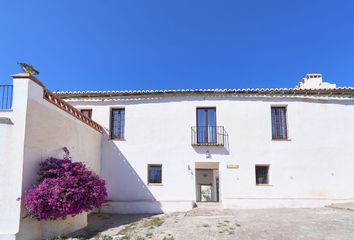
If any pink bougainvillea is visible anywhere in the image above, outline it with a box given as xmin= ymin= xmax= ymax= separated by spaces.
xmin=24 ymin=148 xmax=107 ymax=220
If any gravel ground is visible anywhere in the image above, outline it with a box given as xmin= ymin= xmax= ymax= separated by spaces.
xmin=66 ymin=207 xmax=354 ymax=240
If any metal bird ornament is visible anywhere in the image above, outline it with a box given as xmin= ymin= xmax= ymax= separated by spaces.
xmin=18 ymin=62 xmax=39 ymax=75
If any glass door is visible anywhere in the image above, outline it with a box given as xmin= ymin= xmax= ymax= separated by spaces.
xmin=197 ymin=108 xmax=216 ymax=144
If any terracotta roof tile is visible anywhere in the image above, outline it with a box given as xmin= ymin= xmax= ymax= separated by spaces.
xmin=44 ymin=90 xmax=103 ymax=132
xmin=54 ymin=87 xmax=354 ymax=99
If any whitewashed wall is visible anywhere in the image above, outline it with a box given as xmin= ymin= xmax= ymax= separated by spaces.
xmin=0 ymin=76 xmax=102 ymax=240
xmin=0 ymin=79 xmax=31 ymax=240
xmin=69 ymin=94 xmax=354 ymax=212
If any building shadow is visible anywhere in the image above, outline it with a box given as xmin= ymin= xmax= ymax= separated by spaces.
xmin=192 ymin=145 xmax=230 ymax=156
xmin=100 ymin=132 xmax=162 ymax=211
xmin=68 ymin=213 xmax=157 ymax=238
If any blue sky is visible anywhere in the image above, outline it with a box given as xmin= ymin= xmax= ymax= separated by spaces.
xmin=1 ymin=1 xmax=354 ymax=91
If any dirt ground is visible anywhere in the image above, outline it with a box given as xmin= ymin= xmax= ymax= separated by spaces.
xmin=66 ymin=207 xmax=354 ymax=240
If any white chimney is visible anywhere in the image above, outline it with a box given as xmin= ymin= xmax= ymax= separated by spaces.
xmin=296 ymin=74 xmax=336 ymax=89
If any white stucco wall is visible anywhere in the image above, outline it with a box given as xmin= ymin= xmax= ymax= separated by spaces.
xmin=16 ymin=214 xmax=87 ymax=240
xmin=0 ymin=80 xmax=30 ymax=240
xmin=68 ymin=94 xmax=354 ymax=212
xmin=0 ymin=76 xmax=102 ymax=240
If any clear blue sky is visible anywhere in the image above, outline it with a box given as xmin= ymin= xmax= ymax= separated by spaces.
xmin=1 ymin=1 xmax=354 ymax=91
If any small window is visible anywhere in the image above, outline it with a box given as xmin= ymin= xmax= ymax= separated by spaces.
xmin=271 ymin=107 xmax=288 ymax=140
xmin=80 ymin=109 xmax=92 ymax=119
xmin=148 ymin=165 xmax=162 ymax=184
xmin=255 ymin=165 xmax=270 ymax=185
xmin=110 ymin=109 xmax=125 ymax=140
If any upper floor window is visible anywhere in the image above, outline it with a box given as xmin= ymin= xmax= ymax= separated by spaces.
xmin=110 ymin=109 xmax=125 ymax=140
xmin=148 ymin=164 xmax=162 ymax=184
xmin=80 ymin=109 xmax=92 ymax=119
xmin=196 ymin=107 xmax=216 ymax=144
xmin=271 ymin=106 xmax=287 ymax=140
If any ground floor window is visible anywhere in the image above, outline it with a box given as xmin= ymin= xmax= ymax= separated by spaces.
xmin=148 ymin=164 xmax=162 ymax=184
xmin=255 ymin=165 xmax=270 ymax=185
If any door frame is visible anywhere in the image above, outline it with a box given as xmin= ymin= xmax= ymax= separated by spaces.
xmin=195 ymin=166 xmax=220 ymax=203
xmin=216 ymin=177 xmax=219 ymax=202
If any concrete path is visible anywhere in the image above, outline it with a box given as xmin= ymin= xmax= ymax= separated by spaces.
xmin=68 ymin=207 xmax=354 ymax=240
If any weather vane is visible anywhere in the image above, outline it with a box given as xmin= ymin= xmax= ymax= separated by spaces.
xmin=18 ymin=62 xmax=39 ymax=75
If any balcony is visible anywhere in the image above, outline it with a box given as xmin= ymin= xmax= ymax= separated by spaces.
xmin=0 ymin=85 xmax=13 ymax=110
xmin=191 ymin=126 xmax=226 ymax=146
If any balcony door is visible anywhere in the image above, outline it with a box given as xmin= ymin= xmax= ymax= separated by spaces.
xmin=197 ymin=108 xmax=216 ymax=144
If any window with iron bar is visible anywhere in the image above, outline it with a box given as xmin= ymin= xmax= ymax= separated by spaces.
xmin=148 ymin=164 xmax=162 ymax=184
xmin=255 ymin=165 xmax=270 ymax=185
xmin=110 ymin=109 xmax=125 ymax=140
xmin=271 ymin=106 xmax=288 ymax=140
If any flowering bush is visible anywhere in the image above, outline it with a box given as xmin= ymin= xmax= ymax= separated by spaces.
xmin=24 ymin=148 xmax=107 ymax=220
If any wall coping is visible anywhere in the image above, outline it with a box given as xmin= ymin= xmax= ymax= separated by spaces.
xmin=11 ymin=73 xmax=103 ymax=133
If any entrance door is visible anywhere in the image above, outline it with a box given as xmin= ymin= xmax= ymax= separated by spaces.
xmin=200 ymin=184 xmax=212 ymax=202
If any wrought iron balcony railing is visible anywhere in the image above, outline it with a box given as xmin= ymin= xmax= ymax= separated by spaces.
xmin=191 ymin=126 xmax=226 ymax=146
xmin=0 ymin=85 xmax=13 ymax=110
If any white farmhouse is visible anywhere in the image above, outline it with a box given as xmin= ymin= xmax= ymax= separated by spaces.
xmin=1 ymin=72 xmax=354 ymax=239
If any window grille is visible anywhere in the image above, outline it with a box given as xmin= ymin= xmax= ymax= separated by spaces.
xmin=0 ymin=85 xmax=13 ymax=110
xmin=271 ymin=107 xmax=288 ymax=139
xmin=255 ymin=165 xmax=269 ymax=185
xmin=110 ymin=109 xmax=125 ymax=139
xmin=148 ymin=165 xmax=162 ymax=184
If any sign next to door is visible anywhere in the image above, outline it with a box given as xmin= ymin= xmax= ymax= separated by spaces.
xmin=227 ymin=164 xmax=239 ymax=169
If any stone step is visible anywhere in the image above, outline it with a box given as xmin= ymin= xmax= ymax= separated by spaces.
xmin=196 ymin=202 xmax=222 ymax=208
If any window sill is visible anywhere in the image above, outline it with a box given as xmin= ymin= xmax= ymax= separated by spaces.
xmin=148 ymin=183 xmax=163 ymax=186
xmin=110 ymin=138 xmax=126 ymax=141
xmin=256 ymin=184 xmax=273 ymax=186
xmin=271 ymin=138 xmax=291 ymax=141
